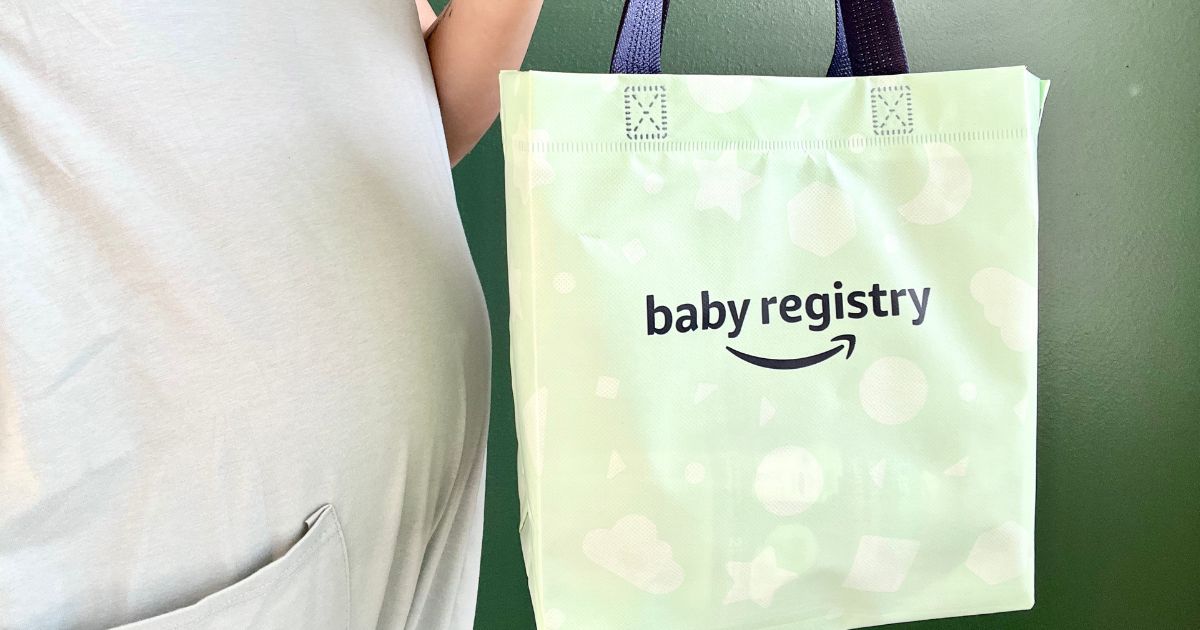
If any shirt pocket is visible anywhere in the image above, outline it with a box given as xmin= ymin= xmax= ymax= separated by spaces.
xmin=110 ymin=504 xmax=349 ymax=630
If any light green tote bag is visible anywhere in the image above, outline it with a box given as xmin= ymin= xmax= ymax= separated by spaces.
xmin=499 ymin=1 xmax=1048 ymax=627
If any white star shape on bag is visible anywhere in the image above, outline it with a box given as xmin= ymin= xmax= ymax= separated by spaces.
xmin=692 ymin=150 xmax=760 ymax=220
xmin=723 ymin=546 xmax=798 ymax=607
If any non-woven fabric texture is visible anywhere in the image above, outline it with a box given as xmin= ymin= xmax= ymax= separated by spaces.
xmin=499 ymin=66 xmax=1048 ymax=629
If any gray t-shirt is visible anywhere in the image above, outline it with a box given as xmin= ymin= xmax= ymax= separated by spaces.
xmin=0 ymin=2 xmax=490 ymax=629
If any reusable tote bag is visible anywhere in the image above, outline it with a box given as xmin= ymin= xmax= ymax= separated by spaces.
xmin=499 ymin=1 xmax=1048 ymax=627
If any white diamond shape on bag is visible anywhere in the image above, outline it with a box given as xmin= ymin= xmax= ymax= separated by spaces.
xmin=843 ymin=536 xmax=921 ymax=593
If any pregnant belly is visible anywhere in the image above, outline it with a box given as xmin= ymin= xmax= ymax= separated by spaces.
xmin=0 ymin=198 xmax=491 ymax=627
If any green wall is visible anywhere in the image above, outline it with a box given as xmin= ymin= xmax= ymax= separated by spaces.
xmin=443 ymin=1 xmax=1200 ymax=627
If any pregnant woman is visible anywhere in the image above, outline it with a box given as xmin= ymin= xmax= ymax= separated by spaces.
xmin=0 ymin=1 xmax=540 ymax=628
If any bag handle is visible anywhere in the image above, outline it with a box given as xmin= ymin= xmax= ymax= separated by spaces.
xmin=609 ymin=0 xmax=909 ymax=77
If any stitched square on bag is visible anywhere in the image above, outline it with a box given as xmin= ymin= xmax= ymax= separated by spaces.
xmin=871 ymin=86 xmax=913 ymax=135
xmin=624 ymin=85 xmax=669 ymax=140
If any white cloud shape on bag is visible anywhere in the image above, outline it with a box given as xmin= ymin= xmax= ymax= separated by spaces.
xmin=582 ymin=514 xmax=685 ymax=594
xmin=970 ymin=267 xmax=1036 ymax=352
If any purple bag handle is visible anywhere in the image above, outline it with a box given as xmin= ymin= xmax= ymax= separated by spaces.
xmin=610 ymin=0 xmax=909 ymax=77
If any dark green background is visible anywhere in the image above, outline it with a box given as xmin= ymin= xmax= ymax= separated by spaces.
xmin=435 ymin=1 xmax=1200 ymax=627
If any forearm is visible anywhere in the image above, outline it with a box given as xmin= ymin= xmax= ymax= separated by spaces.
xmin=424 ymin=0 xmax=543 ymax=165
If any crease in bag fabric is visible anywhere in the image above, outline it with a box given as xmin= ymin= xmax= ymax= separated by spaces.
xmin=501 ymin=0 xmax=1048 ymax=628
xmin=0 ymin=2 xmax=490 ymax=629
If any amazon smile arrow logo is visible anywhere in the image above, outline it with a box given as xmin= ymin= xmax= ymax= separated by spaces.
xmin=726 ymin=334 xmax=857 ymax=370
